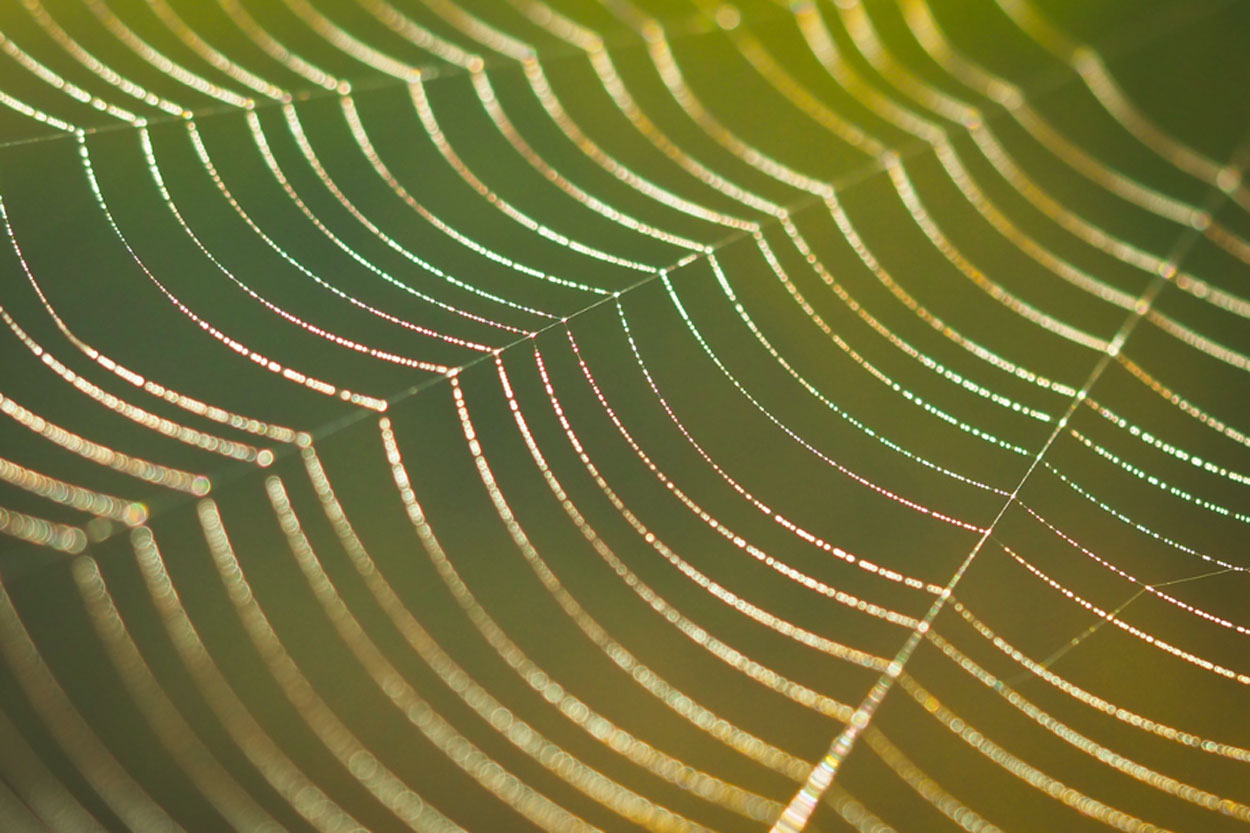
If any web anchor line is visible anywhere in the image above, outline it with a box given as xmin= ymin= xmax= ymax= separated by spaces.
xmin=1000 ymin=564 xmax=1235 ymax=689
xmin=769 ymin=133 xmax=1250 ymax=833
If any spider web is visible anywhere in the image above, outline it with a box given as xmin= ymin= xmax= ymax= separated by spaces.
xmin=0 ymin=1 xmax=1248 ymax=831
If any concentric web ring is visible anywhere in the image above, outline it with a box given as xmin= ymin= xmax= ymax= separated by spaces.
xmin=0 ymin=0 xmax=1248 ymax=831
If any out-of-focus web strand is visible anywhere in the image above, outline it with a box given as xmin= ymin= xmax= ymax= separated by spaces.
xmin=889 ymin=671 xmax=1172 ymax=833
xmin=562 ymin=316 xmax=1245 ymax=810
xmin=545 ymin=1 xmax=1085 ymax=410
xmin=126 ymin=526 xmax=376 ymax=833
xmin=994 ymin=0 xmax=1250 ymax=211
xmin=654 ymin=3 xmax=1153 ymax=328
xmin=776 ymin=272 xmax=1173 ymax=832
xmin=897 ymin=0 xmax=1250 ymax=271
xmin=800 ymin=5 xmax=1250 ymax=417
xmin=188 ymin=510 xmax=474 ymax=833
xmin=0 ymin=46 xmax=1205 ymax=833
xmin=3 ymin=181 xmax=299 ymax=443
xmin=945 ymin=597 xmax=1250 ymax=762
xmin=624 ymin=4 xmax=1158 ymax=342
xmin=0 ymin=504 xmax=87 ymax=554
xmin=894 ymin=0 xmax=1199 ymax=223
xmin=0 ymin=390 xmax=207 ymax=496
xmin=376 ymin=420 xmax=904 ymax=832
xmin=81 ymin=0 xmax=252 ymax=108
xmin=820 ymin=0 xmax=1250 ymax=300
xmin=912 ymin=606 xmax=1250 ymax=819
xmin=260 ymin=474 xmax=717 ymax=833
xmin=0 ymin=777 xmax=45 ymax=833
xmin=300 ymin=444 xmax=799 ymax=825
xmin=420 ymin=0 xmax=767 ymax=228
xmin=71 ymin=557 xmax=290 ymax=833
xmin=778 ymin=0 xmax=1250 ymax=344
xmin=0 ymin=295 xmax=259 ymax=472
xmin=479 ymin=0 xmax=1091 ymax=409
xmin=129 ymin=0 xmax=1250 ymax=765
xmin=195 ymin=498 xmax=531 ymax=833
xmin=0 ymin=23 xmax=342 ymax=492
xmin=0 ymin=454 xmax=146 ymax=528
xmin=390 ymin=283 xmax=1250 ymax=785
xmin=0 ymin=703 xmax=109 ymax=833
xmin=0 ymin=574 xmax=187 ymax=833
